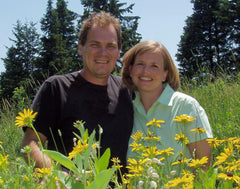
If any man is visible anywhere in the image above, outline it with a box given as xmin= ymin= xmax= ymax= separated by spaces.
xmin=22 ymin=11 xmax=133 ymax=172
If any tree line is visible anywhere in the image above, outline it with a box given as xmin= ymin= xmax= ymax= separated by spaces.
xmin=1 ymin=0 xmax=240 ymax=100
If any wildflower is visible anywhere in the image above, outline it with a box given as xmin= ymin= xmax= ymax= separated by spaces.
xmin=147 ymin=167 xmax=156 ymax=175
xmin=15 ymin=109 xmax=37 ymax=127
xmin=175 ymin=132 xmax=189 ymax=144
xmin=131 ymin=130 xmax=143 ymax=141
xmin=170 ymin=170 xmax=177 ymax=176
xmin=144 ymin=135 xmax=161 ymax=142
xmin=150 ymin=180 xmax=157 ymax=188
xmin=68 ymin=139 xmax=89 ymax=160
xmin=173 ymin=114 xmax=196 ymax=123
xmin=165 ymin=175 xmax=194 ymax=188
xmin=0 ymin=179 xmax=3 ymax=186
xmin=23 ymin=175 xmax=29 ymax=181
xmin=213 ymin=143 xmax=233 ymax=167
xmin=151 ymin=172 xmax=159 ymax=180
xmin=111 ymin=157 xmax=120 ymax=164
xmin=206 ymin=138 xmax=221 ymax=148
xmin=138 ymin=180 xmax=144 ymax=187
xmin=222 ymin=160 xmax=240 ymax=172
xmin=172 ymin=158 xmax=190 ymax=166
xmin=191 ymin=127 xmax=207 ymax=134
xmin=146 ymin=118 xmax=165 ymax=128
xmin=0 ymin=154 xmax=9 ymax=167
xmin=152 ymin=157 xmax=164 ymax=165
xmin=159 ymin=147 xmax=175 ymax=156
xmin=36 ymin=168 xmax=51 ymax=178
xmin=130 ymin=141 xmax=143 ymax=152
xmin=127 ymin=158 xmax=147 ymax=174
xmin=217 ymin=172 xmax=240 ymax=183
xmin=21 ymin=145 xmax=32 ymax=154
xmin=142 ymin=146 xmax=162 ymax=158
xmin=188 ymin=156 xmax=208 ymax=168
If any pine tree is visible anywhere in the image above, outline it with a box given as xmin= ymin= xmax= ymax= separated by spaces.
xmin=0 ymin=21 xmax=40 ymax=98
xmin=37 ymin=0 xmax=79 ymax=82
xmin=176 ymin=0 xmax=235 ymax=80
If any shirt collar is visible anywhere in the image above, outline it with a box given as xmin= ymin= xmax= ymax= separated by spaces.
xmin=133 ymin=84 xmax=175 ymax=107
xmin=157 ymin=84 xmax=175 ymax=106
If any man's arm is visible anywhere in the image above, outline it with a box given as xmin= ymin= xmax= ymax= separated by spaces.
xmin=22 ymin=127 xmax=52 ymax=168
xmin=187 ymin=138 xmax=212 ymax=171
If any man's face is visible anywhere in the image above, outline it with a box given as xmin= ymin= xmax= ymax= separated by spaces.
xmin=78 ymin=24 xmax=120 ymax=83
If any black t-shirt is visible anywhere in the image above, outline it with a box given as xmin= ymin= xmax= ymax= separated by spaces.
xmin=30 ymin=71 xmax=133 ymax=167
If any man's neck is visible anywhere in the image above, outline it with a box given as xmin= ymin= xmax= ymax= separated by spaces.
xmin=79 ymin=69 xmax=109 ymax=86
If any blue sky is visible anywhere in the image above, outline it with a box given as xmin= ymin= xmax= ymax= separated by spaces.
xmin=0 ymin=0 xmax=193 ymax=73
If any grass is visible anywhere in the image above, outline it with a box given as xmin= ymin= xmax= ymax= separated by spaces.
xmin=0 ymin=75 xmax=240 ymax=188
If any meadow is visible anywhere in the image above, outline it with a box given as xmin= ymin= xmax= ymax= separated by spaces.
xmin=0 ymin=74 xmax=240 ymax=188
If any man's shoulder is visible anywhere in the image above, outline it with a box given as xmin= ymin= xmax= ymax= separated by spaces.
xmin=45 ymin=71 xmax=80 ymax=86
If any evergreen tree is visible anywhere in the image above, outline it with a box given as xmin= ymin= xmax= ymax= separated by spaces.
xmin=79 ymin=0 xmax=142 ymax=73
xmin=0 ymin=21 xmax=40 ymax=98
xmin=176 ymin=0 xmax=237 ymax=80
xmin=36 ymin=0 xmax=80 ymax=82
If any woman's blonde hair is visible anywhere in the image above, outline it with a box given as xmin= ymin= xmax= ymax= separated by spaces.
xmin=122 ymin=40 xmax=180 ymax=91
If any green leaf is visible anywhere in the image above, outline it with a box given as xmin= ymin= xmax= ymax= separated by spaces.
xmin=56 ymin=170 xmax=85 ymax=189
xmin=42 ymin=149 xmax=79 ymax=175
xmin=95 ymin=148 xmax=110 ymax=174
xmin=87 ymin=168 xmax=116 ymax=189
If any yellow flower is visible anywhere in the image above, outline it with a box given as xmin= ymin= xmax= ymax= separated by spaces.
xmin=0 ymin=154 xmax=9 ymax=167
xmin=15 ymin=109 xmax=37 ymax=127
xmin=111 ymin=157 xmax=120 ymax=163
xmin=173 ymin=114 xmax=196 ymax=123
xmin=131 ymin=130 xmax=143 ymax=141
xmin=126 ymin=158 xmax=147 ymax=174
xmin=213 ymin=143 xmax=233 ymax=167
xmin=206 ymin=138 xmax=221 ymax=148
xmin=218 ymin=172 xmax=240 ymax=183
xmin=172 ymin=158 xmax=190 ymax=166
xmin=23 ymin=175 xmax=29 ymax=181
xmin=223 ymin=160 xmax=240 ymax=172
xmin=146 ymin=118 xmax=165 ymax=128
xmin=175 ymin=132 xmax=189 ymax=144
xmin=68 ymin=139 xmax=89 ymax=160
xmin=188 ymin=156 xmax=208 ymax=168
xmin=36 ymin=167 xmax=51 ymax=178
xmin=130 ymin=141 xmax=143 ymax=152
xmin=142 ymin=146 xmax=162 ymax=158
xmin=191 ymin=127 xmax=207 ymax=134
xmin=0 ymin=178 xmax=3 ymax=186
xmin=159 ymin=147 xmax=175 ymax=156
xmin=165 ymin=173 xmax=194 ymax=188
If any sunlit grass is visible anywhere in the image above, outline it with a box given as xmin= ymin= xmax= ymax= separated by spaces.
xmin=0 ymin=74 xmax=240 ymax=188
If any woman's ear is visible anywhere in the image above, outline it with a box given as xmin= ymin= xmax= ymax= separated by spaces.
xmin=163 ymin=70 xmax=168 ymax=81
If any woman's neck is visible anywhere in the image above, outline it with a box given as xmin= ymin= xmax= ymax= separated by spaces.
xmin=139 ymin=88 xmax=164 ymax=113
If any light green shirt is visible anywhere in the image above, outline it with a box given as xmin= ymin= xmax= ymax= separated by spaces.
xmin=127 ymin=84 xmax=213 ymax=162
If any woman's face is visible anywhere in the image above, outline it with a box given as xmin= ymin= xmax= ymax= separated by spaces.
xmin=130 ymin=50 xmax=168 ymax=95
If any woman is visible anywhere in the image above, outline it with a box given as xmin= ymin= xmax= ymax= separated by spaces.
xmin=122 ymin=41 xmax=213 ymax=168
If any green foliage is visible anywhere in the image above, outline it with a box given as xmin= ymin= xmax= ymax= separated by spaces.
xmin=177 ymin=0 xmax=240 ymax=80
xmin=0 ymin=21 xmax=40 ymax=99
xmin=12 ymin=86 xmax=31 ymax=112
xmin=0 ymin=76 xmax=240 ymax=188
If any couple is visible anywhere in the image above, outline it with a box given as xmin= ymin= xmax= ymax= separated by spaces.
xmin=22 ymin=11 xmax=213 ymax=174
